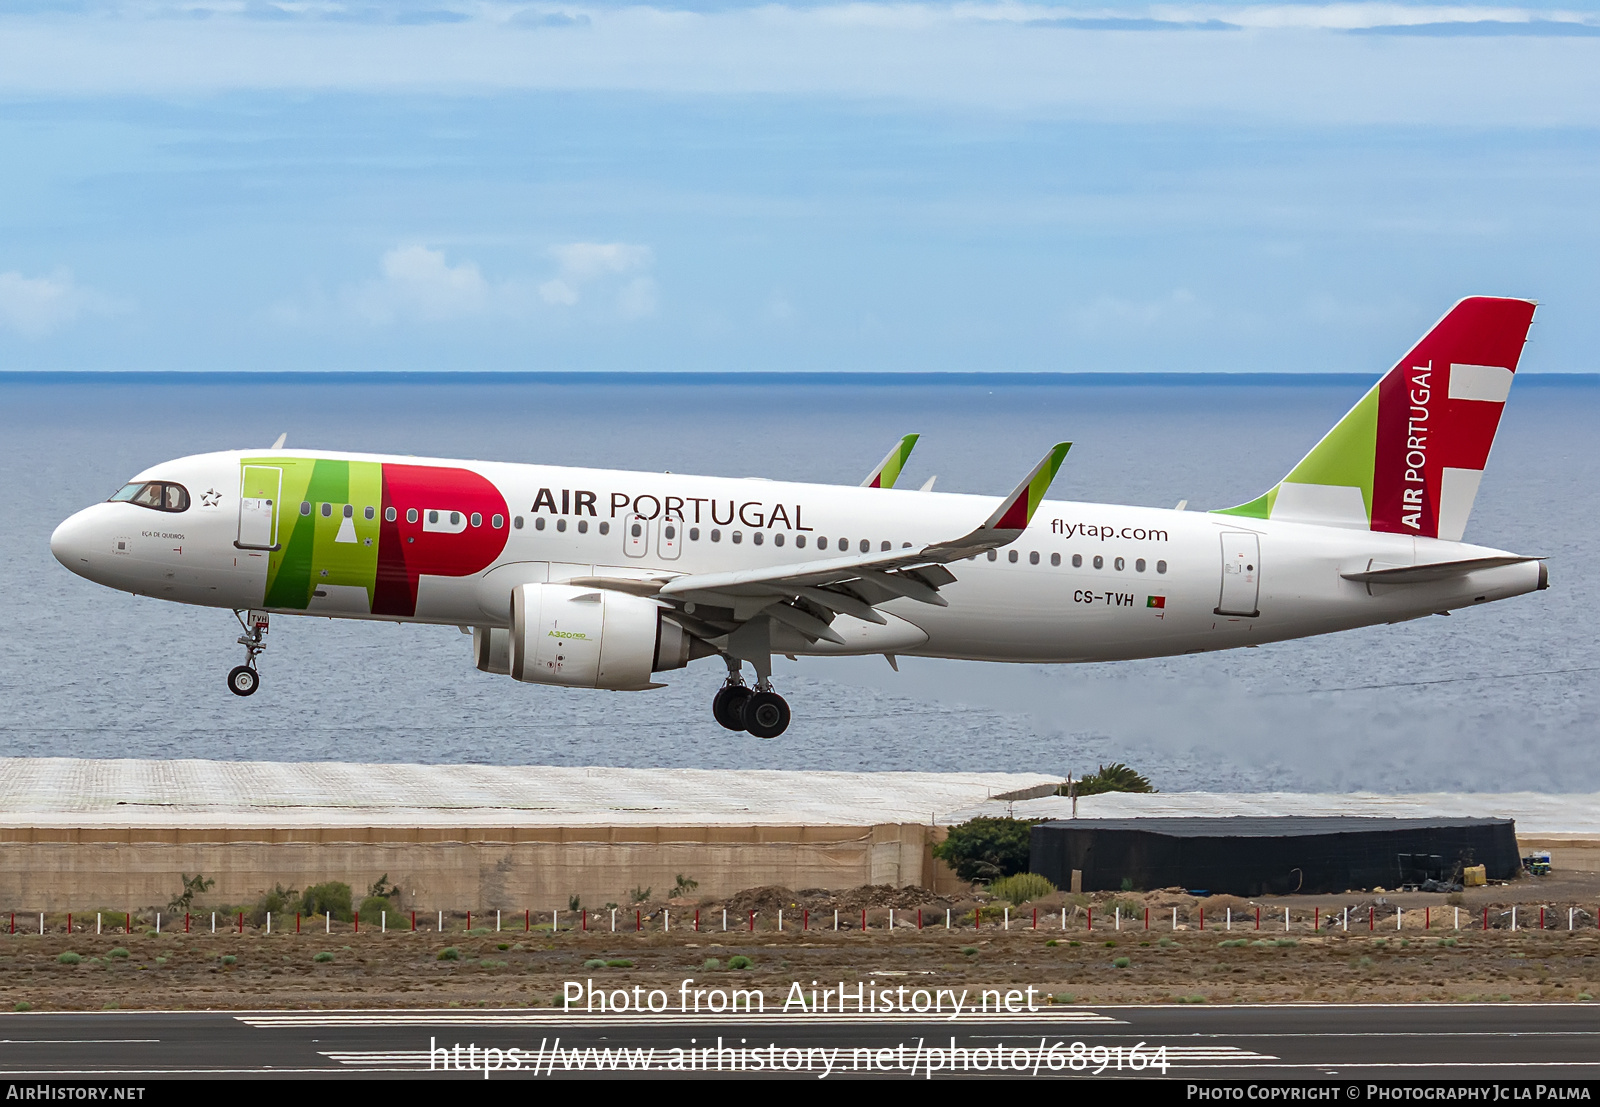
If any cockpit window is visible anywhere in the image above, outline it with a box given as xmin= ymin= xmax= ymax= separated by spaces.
xmin=109 ymin=481 xmax=190 ymax=513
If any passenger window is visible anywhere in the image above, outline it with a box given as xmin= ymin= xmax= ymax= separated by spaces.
xmin=535 ymin=517 xmax=546 ymax=531
xmin=1093 ymin=555 xmax=1103 ymax=569
xmin=1008 ymin=550 xmax=1018 ymax=563
xmin=406 ymin=508 xmax=418 ymax=524
xmin=427 ymin=510 xmax=438 ymax=524
xmin=471 ymin=512 xmax=482 ymax=527
xmin=1157 ymin=560 xmax=1167 ymax=574
xmin=711 ymin=529 xmax=721 ymax=542
xmin=385 ymin=507 xmax=397 ymax=523
xmin=1072 ymin=554 xmax=1082 ymax=568
xmin=664 ymin=524 xmax=675 ymax=540
xmin=859 ymin=539 xmax=870 ymax=553
xmin=1051 ymin=553 xmax=1060 ymax=567
xmin=795 ymin=535 xmax=806 ymax=548
xmin=773 ymin=533 xmax=784 ymax=547
xmin=492 ymin=514 xmax=504 ymax=528
xmin=631 ymin=522 xmax=642 ymax=538
xmin=322 ymin=503 xmax=333 ymax=518
xmin=365 ymin=506 xmax=375 ymax=521
xmin=986 ymin=550 xmax=996 ymax=561
xmin=689 ymin=527 xmax=700 ymax=541
xmin=732 ymin=531 xmax=743 ymax=544
xmin=837 ymin=538 xmax=847 ymax=550
xmin=302 ymin=501 xmax=313 ymax=516
xmin=450 ymin=511 xmax=461 ymax=526
xmin=1136 ymin=558 xmax=1146 ymax=572
xmin=1029 ymin=551 xmax=1039 ymax=565
xmin=881 ymin=541 xmax=890 ymax=552
xmin=753 ymin=532 xmax=764 ymax=545
xmin=599 ymin=522 xmax=610 ymax=535
xmin=556 ymin=519 xmax=567 ymax=532
xmin=817 ymin=537 xmax=828 ymax=550
xmin=513 ymin=516 xmax=523 ymax=529
xmin=343 ymin=504 xmax=354 ymax=518
xmin=577 ymin=520 xmax=587 ymax=534
xmin=1115 ymin=557 xmax=1125 ymax=571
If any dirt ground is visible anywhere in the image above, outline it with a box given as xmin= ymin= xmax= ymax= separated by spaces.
xmin=4 ymin=879 xmax=1599 ymax=1011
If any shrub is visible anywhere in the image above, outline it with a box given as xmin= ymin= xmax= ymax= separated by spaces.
xmin=14 ymin=1002 xmax=30 ymax=1012
xmin=497 ymin=943 xmax=510 ymax=951
xmin=358 ymin=896 xmax=401 ymax=925
xmin=1113 ymin=957 xmax=1131 ymax=968
xmin=583 ymin=958 xmax=607 ymax=969
xmin=674 ymin=874 xmax=699 ymax=896
xmin=437 ymin=947 xmax=461 ymax=961
xmin=628 ymin=886 xmax=652 ymax=904
xmin=57 ymin=952 xmax=81 ymax=965
xmin=313 ymin=951 xmax=335 ymax=963
xmin=606 ymin=959 xmax=633 ymax=968
xmin=727 ymin=955 xmax=752 ymax=970
xmin=702 ymin=957 xmax=722 ymax=971
xmin=569 ymin=894 xmax=582 ymax=912
xmin=960 ymin=946 xmax=978 ymax=956
xmin=167 ymin=873 xmax=215 ymax=913
xmin=933 ymin=817 xmax=1036 ymax=882
xmin=108 ymin=948 xmax=130 ymax=959
xmin=987 ymin=873 xmax=1057 ymax=905
xmin=220 ymin=955 xmax=236 ymax=966
xmin=246 ymin=883 xmax=300 ymax=926
xmin=1052 ymin=993 xmax=1076 ymax=1004
xmin=301 ymin=882 xmax=353 ymax=923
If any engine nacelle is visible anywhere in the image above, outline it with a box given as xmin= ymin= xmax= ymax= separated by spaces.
xmin=507 ymin=583 xmax=703 ymax=690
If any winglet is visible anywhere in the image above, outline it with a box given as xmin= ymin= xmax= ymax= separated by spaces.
xmin=983 ymin=443 xmax=1071 ymax=532
xmin=861 ymin=434 xmax=920 ymax=488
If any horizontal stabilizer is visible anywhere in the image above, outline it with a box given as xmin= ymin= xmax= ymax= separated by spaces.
xmin=1340 ymin=555 xmax=1539 ymax=584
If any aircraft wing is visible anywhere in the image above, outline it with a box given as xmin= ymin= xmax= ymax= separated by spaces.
xmin=650 ymin=443 xmax=1070 ymax=638
xmin=860 ymin=433 xmax=920 ymax=488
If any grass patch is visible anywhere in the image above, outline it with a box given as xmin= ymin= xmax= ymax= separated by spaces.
xmin=606 ymin=959 xmax=634 ymax=968
xmin=727 ymin=955 xmax=753 ymax=970
xmin=1103 ymin=940 xmax=1117 ymax=948
xmin=312 ymin=952 xmax=334 ymax=963
xmin=56 ymin=952 xmax=81 ymax=965
xmin=1052 ymin=993 xmax=1076 ymax=1004
xmin=436 ymin=947 xmax=461 ymax=962
xmin=1217 ymin=939 xmax=1248 ymax=948
xmin=960 ymin=946 xmax=978 ymax=956
xmin=13 ymin=1002 xmax=30 ymax=1012
xmin=108 ymin=948 xmax=130 ymax=959
xmin=582 ymin=958 xmax=607 ymax=969
xmin=1179 ymin=995 xmax=1206 ymax=1004
xmin=1045 ymin=939 xmax=1059 ymax=947
xmin=702 ymin=957 xmax=722 ymax=971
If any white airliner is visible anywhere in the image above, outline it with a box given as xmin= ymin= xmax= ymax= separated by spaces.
xmin=51 ymin=297 xmax=1546 ymax=738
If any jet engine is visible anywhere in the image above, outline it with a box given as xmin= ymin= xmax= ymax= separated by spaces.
xmin=501 ymin=583 xmax=710 ymax=690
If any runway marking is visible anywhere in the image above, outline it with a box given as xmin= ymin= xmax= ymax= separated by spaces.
xmin=240 ymin=1011 xmax=1123 ymax=1029
xmin=0 ymin=1039 xmax=160 ymax=1045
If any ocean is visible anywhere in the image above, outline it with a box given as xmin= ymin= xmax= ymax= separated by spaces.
xmin=3 ymin=372 xmax=1594 ymax=793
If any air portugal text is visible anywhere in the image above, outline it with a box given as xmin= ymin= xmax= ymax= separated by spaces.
xmin=1402 ymin=362 xmax=1431 ymax=531
xmin=529 ymin=487 xmax=814 ymax=531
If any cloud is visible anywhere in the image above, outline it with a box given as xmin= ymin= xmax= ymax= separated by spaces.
xmin=4 ymin=4 xmax=1600 ymax=125
xmin=539 ymin=242 xmax=655 ymax=315
xmin=355 ymin=244 xmax=491 ymax=322
xmin=0 ymin=269 xmax=101 ymax=338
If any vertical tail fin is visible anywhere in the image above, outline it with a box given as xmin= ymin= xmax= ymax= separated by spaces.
xmin=861 ymin=433 xmax=920 ymax=488
xmin=1216 ymin=296 xmax=1536 ymax=541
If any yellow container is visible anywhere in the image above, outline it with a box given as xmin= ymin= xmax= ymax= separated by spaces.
xmin=1463 ymin=864 xmax=1487 ymax=887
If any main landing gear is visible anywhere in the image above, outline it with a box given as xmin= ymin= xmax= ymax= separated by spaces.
xmin=713 ymin=658 xmax=791 ymax=739
xmin=227 ymin=610 xmax=268 ymax=698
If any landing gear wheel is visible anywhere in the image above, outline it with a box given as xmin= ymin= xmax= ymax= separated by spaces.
xmin=227 ymin=665 xmax=259 ymax=697
xmin=743 ymin=690 xmax=791 ymax=739
xmin=713 ymin=685 xmax=752 ymax=731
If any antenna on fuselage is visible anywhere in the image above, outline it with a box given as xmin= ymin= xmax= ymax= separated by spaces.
xmin=1174 ymin=499 xmax=1188 ymax=511
xmin=271 ymin=433 xmax=287 ymax=449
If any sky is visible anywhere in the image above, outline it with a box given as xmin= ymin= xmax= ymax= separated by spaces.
xmin=0 ymin=0 xmax=1597 ymax=373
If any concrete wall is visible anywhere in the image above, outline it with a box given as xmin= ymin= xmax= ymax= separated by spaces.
xmin=0 ymin=824 xmax=960 ymax=911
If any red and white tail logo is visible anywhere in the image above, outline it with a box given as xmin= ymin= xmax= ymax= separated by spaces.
xmin=1371 ymin=296 xmax=1536 ymax=541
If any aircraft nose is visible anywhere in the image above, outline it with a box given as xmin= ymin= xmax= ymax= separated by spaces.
xmin=50 ymin=507 xmax=100 ymax=577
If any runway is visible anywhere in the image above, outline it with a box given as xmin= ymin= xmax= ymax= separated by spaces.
xmin=0 ymin=1005 xmax=1595 ymax=1078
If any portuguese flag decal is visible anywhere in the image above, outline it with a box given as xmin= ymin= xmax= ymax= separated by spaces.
xmin=1147 ymin=595 xmax=1166 ymax=609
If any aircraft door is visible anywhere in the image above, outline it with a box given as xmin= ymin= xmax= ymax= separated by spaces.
xmin=236 ymin=465 xmax=282 ymax=551
xmin=658 ymin=512 xmax=683 ymax=560
xmin=1215 ymin=531 xmax=1261 ymax=617
xmin=623 ymin=513 xmax=649 ymax=558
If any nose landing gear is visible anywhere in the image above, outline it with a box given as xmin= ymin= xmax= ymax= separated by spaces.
xmin=711 ymin=655 xmax=790 ymax=738
xmin=228 ymin=610 xmax=268 ymax=697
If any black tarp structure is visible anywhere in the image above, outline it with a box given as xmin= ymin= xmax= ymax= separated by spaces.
xmin=1029 ymin=816 xmax=1519 ymax=895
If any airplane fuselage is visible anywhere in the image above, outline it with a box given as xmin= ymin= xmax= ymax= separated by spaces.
xmin=50 ymin=447 xmax=1545 ymax=666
